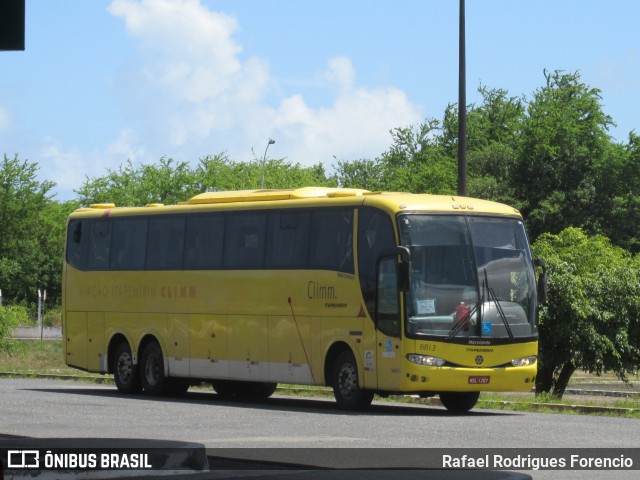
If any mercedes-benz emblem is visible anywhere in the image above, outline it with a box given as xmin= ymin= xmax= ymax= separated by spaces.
xmin=475 ymin=355 xmax=484 ymax=365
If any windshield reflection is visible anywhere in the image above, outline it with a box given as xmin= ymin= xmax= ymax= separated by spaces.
xmin=399 ymin=215 xmax=537 ymax=341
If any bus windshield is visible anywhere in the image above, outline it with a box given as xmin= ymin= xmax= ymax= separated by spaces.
xmin=399 ymin=215 xmax=537 ymax=341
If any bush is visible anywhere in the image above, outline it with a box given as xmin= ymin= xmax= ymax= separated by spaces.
xmin=0 ymin=305 xmax=30 ymax=354
xmin=43 ymin=307 xmax=62 ymax=328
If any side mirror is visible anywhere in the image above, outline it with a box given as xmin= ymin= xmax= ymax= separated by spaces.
xmin=534 ymin=258 xmax=547 ymax=305
xmin=377 ymin=246 xmax=412 ymax=292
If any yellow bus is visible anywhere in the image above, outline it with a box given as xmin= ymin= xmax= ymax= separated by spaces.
xmin=63 ymin=187 xmax=545 ymax=412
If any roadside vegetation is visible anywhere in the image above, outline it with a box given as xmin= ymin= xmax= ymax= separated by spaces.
xmin=2 ymin=70 xmax=640 ymax=399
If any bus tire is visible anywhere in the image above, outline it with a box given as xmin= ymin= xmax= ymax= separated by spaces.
xmin=238 ymin=382 xmax=277 ymax=400
xmin=332 ymin=350 xmax=373 ymax=410
xmin=113 ymin=342 xmax=142 ymax=394
xmin=439 ymin=391 xmax=480 ymax=413
xmin=140 ymin=341 xmax=167 ymax=396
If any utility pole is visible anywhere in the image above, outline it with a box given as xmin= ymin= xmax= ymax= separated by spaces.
xmin=457 ymin=0 xmax=467 ymax=197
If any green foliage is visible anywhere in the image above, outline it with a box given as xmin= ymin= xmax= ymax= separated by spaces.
xmin=195 ymin=154 xmax=336 ymax=192
xmin=76 ymin=157 xmax=198 ymax=206
xmin=43 ymin=307 xmax=62 ymax=328
xmin=0 ymin=305 xmax=30 ymax=354
xmin=532 ymin=228 xmax=640 ymax=397
xmin=0 ymin=154 xmax=67 ymax=305
xmin=335 ymin=159 xmax=383 ymax=190
xmin=514 ymin=70 xmax=614 ymax=239
xmin=77 ymin=154 xmax=337 ymax=207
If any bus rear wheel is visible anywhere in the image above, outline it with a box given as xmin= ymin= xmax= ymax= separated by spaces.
xmin=439 ymin=391 xmax=480 ymax=413
xmin=140 ymin=341 xmax=167 ymax=396
xmin=113 ymin=342 xmax=142 ymax=394
xmin=332 ymin=350 xmax=373 ymax=410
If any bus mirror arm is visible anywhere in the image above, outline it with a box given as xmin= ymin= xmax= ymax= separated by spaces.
xmin=395 ymin=246 xmax=412 ymax=293
xmin=533 ymin=258 xmax=547 ymax=305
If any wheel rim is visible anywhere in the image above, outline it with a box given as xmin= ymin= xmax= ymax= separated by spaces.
xmin=117 ymin=352 xmax=133 ymax=384
xmin=144 ymin=351 xmax=162 ymax=387
xmin=338 ymin=362 xmax=358 ymax=399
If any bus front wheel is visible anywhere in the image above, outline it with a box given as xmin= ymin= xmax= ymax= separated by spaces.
xmin=332 ymin=350 xmax=373 ymax=410
xmin=113 ymin=342 xmax=142 ymax=394
xmin=439 ymin=391 xmax=480 ymax=413
xmin=140 ymin=341 xmax=167 ymax=396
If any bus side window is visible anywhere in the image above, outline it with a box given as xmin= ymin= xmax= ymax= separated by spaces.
xmin=67 ymin=220 xmax=88 ymax=270
xmin=309 ymin=208 xmax=354 ymax=274
xmin=265 ymin=211 xmax=310 ymax=268
xmin=224 ymin=213 xmax=267 ymax=269
xmin=147 ymin=216 xmax=185 ymax=270
xmin=111 ymin=218 xmax=147 ymax=270
xmin=88 ymin=220 xmax=111 ymax=270
xmin=184 ymin=214 xmax=224 ymax=269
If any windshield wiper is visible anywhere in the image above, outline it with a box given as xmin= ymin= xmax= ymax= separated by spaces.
xmin=483 ymin=270 xmax=514 ymax=341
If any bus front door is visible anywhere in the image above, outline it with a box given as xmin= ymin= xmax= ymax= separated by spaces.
xmin=375 ymin=256 xmax=403 ymax=391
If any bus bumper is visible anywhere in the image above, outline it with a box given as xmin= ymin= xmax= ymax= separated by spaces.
xmin=401 ymin=364 xmax=537 ymax=393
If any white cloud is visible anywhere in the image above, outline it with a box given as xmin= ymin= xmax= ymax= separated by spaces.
xmin=39 ymin=138 xmax=90 ymax=194
xmin=321 ymin=56 xmax=356 ymax=91
xmin=107 ymin=128 xmax=146 ymax=162
xmin=107 ymin=0 xmax=423 ymax=168
xmin=274 ymin=60 xmax=422 ymax=164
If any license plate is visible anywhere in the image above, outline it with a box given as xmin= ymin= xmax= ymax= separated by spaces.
xmin=468 ymin=376 xmax=490 ymax=384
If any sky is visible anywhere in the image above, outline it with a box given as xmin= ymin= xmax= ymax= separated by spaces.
xmin=1 ymin=0 xmax=639 ymax=201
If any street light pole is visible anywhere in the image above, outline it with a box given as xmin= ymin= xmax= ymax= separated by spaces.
xmin=261 ymin=138 xmax=275 ymax=189
xmin=457 ymin=0 xmax=467 ymax=197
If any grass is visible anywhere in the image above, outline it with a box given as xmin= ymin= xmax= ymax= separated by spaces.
xmin=0 ymin=339 xmax=103 ymax=377
xmin=2 ymin=340 xmax=640 ymax=417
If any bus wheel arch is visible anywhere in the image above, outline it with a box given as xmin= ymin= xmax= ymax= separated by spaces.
xmin=324 ymin=341 xmax=351 ymax=388
xmin=325 ymin=342 xmax=373 ymax=411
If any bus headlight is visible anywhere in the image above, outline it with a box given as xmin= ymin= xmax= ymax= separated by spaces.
xmin=407 ymin=354 xmax=446 ymax=366
xmin=511 ymin=355 xmax=537 ymax=367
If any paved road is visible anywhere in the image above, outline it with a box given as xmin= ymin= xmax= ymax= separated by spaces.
xmin=1 ymin=378 xmax=639 ymax=479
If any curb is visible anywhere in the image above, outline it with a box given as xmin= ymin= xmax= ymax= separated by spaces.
xmin=564 ymin=387 xmax=640 ymax=398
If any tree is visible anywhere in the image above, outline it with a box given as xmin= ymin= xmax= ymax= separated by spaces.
xmin=335 ymin=158 xmax=383 ymax=191
xmin=0 ymin=154 xmax=61 ymax=304
xmin=532 ymin=228 xmax=640 ymax=398
xmin=513 ymin=70 xmax=614 ymax=240
xmin=75 ymin=157 xmax=198 ymax=206
xmin=77 ymin=154 xmax=337 ymax=208
xmin=596 ymin=132 xmax=640 ymax=253
xmin=195 ymin=154 xmax=335 ymax=192
xmin=347 ymin=120 xmax=457 ymax=195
